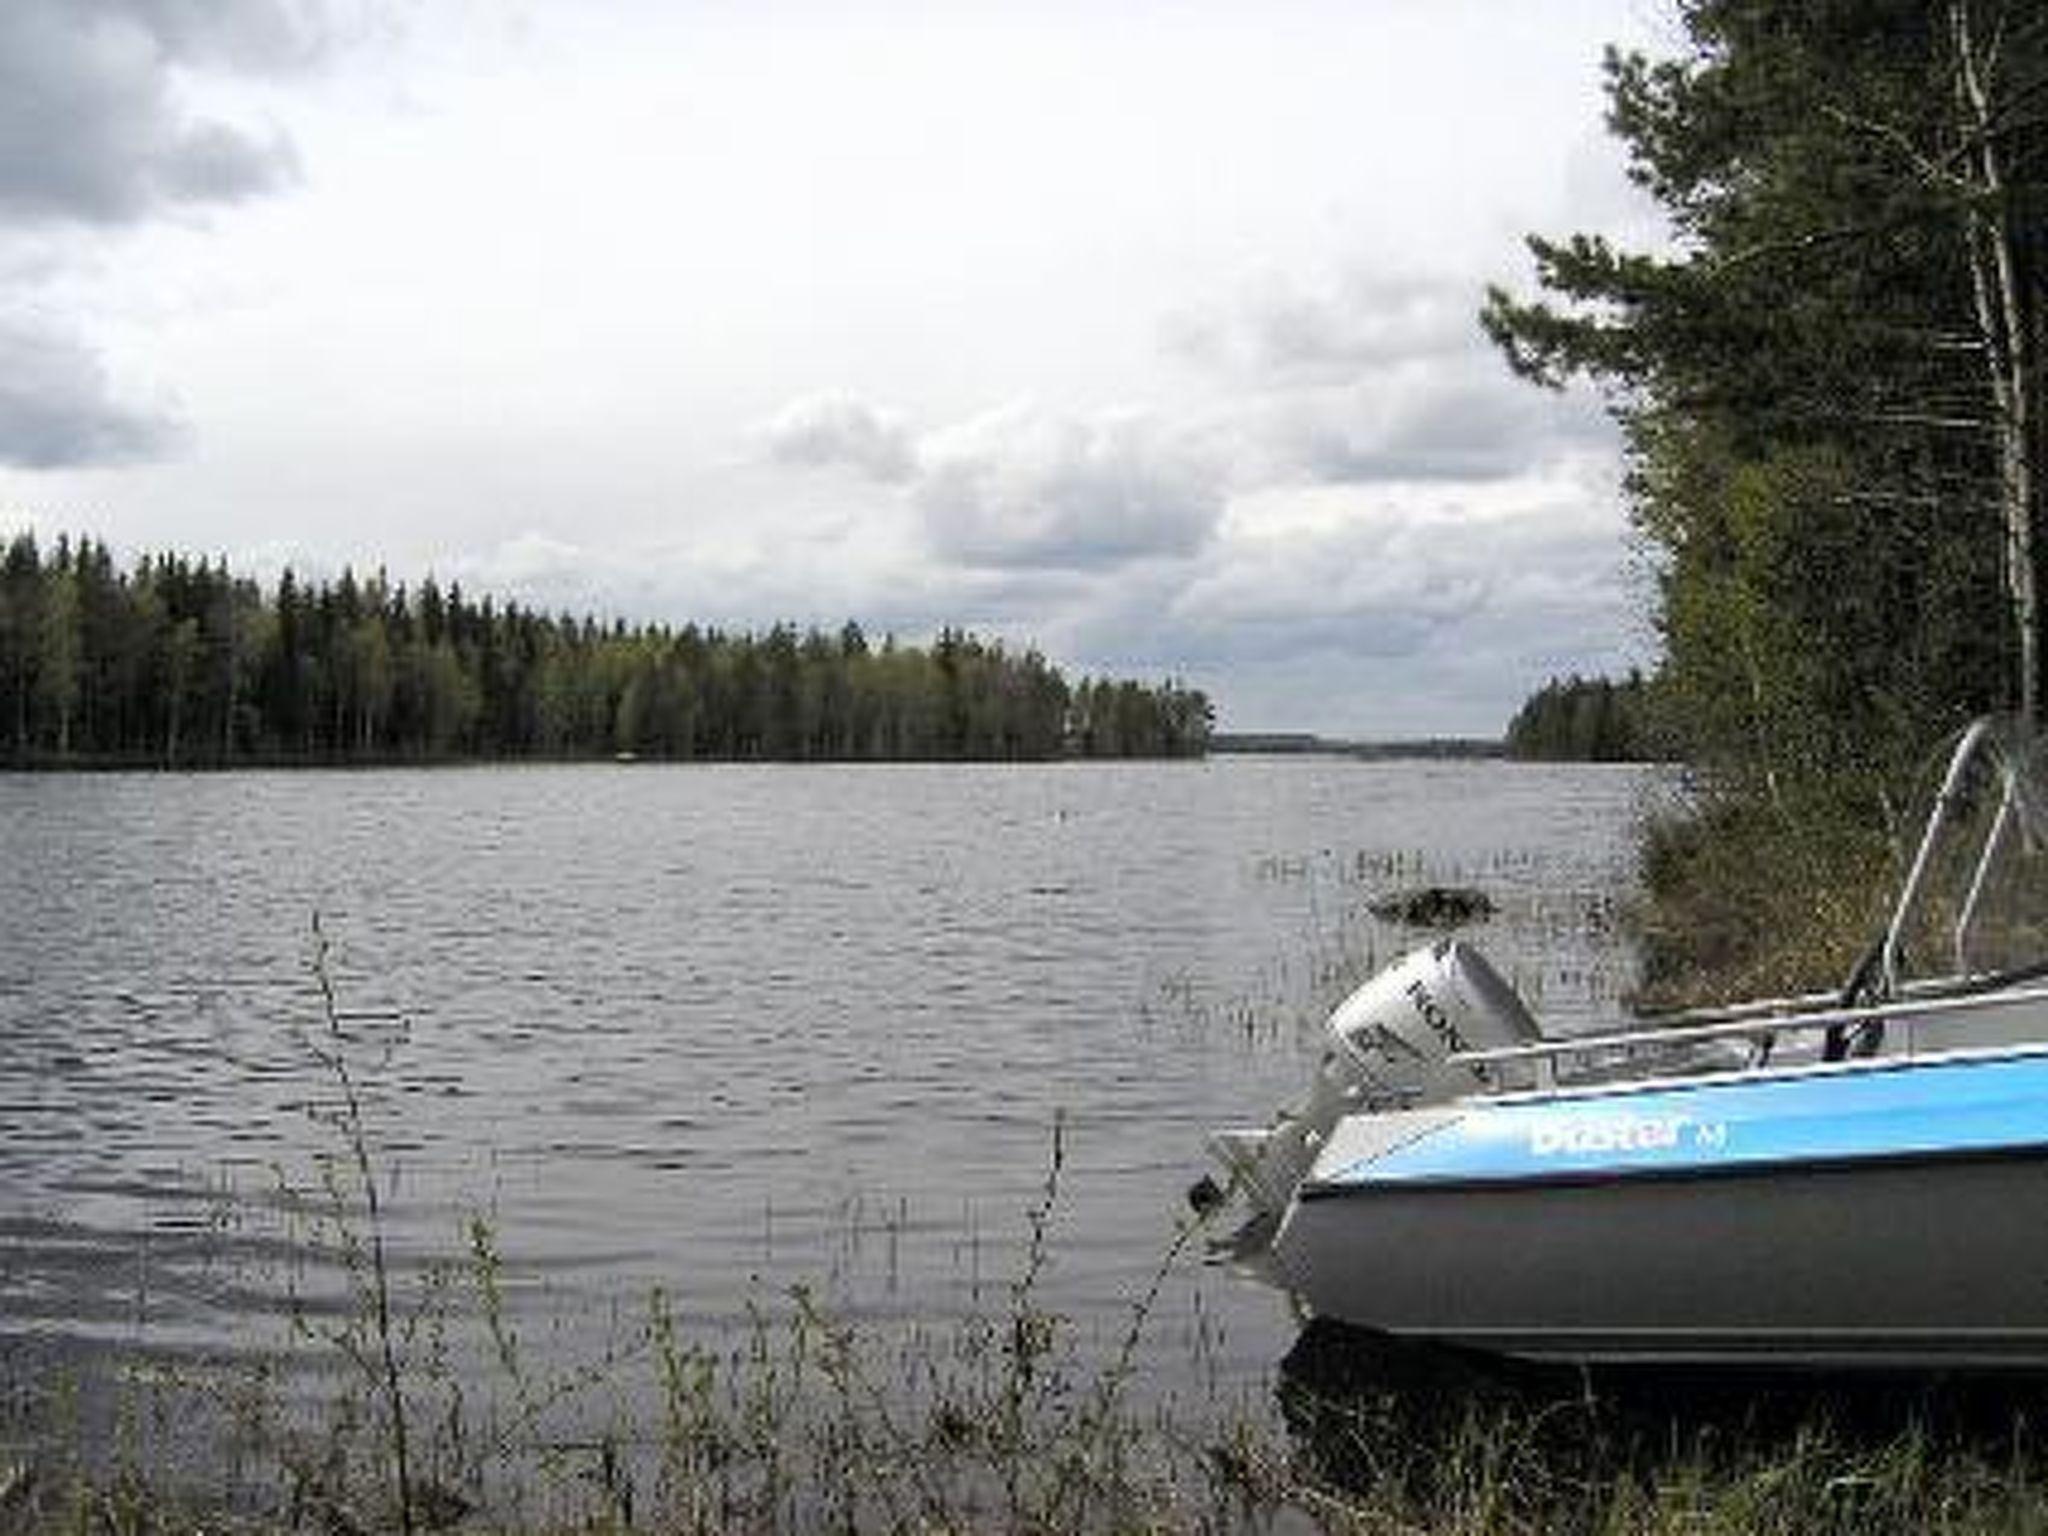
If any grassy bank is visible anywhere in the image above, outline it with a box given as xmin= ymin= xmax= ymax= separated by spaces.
xmin=1630 ymin=791 xmax=1897 ymax=1011
xmin=14 ymin=1313 xmax=2048 ymax=1534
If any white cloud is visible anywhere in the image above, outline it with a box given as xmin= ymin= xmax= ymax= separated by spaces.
xmin=1184 ymin=271 xmax=1476 ymax=382
xmin=1279 ymin=370 xmax=1614 ymax=484
xmin=766 ymin=394 xmax=1230 ymax=574
xmin=0 ymin=314 xmax=182 ymax=467
xmin=1038 ymin=464 xmax=1644 ymax=732
xmin=0 ymin=0 xmax=335 ymax=468
xmin=913 ymin=405 xmax=1226 ymax=572
xmin=1168 ymin=265 xmax=1616 ymax=487
xmin=473 ymin=529 xmax=585 ymax=587
xmin=1176 ymin=518 xmax=1483 ymax=648
xmin=745 ymin=344 xmax=1630 ymax=726
xmin=758 ymin=392 xmax=916 ymax=482
xmin=0 ymin=0 xmax=316 ymax=226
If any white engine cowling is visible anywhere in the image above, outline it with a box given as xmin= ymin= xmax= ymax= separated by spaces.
xmin=1207 ymin=940 xmax=1540 ymax=1218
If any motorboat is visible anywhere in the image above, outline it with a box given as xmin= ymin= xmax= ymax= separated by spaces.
xmin=1200 ymin=717 xmax=2048 ymax=1368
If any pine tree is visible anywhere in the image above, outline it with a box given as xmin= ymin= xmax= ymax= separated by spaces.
xmin=1484 ymin=0 xmax=2048 ymax=793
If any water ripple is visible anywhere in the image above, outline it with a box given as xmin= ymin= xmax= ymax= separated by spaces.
xmin=1 ymin=759 xmax=1656 ymax=1405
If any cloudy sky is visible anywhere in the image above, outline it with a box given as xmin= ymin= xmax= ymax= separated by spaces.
xmin=0 ymin=0 xmax=1670 ymax=736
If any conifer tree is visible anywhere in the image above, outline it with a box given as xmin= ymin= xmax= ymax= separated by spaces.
xmin=1484 ymin=0 xmax=2048 ymax=792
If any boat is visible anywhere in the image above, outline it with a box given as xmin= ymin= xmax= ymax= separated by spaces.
xmin=1199 ymin=717 xmax=2048 ymax=1368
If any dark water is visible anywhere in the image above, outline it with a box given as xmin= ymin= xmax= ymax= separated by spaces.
xmin=0 ymin=757 xmax=1658 ymax=1436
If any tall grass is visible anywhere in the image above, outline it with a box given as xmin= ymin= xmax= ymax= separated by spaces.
xmin=1631 ymin=792 xmax=1896 ymax=1010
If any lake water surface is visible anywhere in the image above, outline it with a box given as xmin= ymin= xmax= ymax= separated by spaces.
xmin=0 ymin=756 xmax=1661 ymax=1447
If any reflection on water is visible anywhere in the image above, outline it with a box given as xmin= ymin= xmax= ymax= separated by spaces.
xmin=0 ymin=757 xmax=1657 ymax=1443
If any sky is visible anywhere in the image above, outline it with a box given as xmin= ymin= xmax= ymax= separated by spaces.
xmin=0 ymin=0 xmax=1673 ymax=737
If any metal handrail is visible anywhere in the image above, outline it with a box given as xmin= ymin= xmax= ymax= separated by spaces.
xmin=1628 ymin=986 xmax=1846 ymax=1030
xmin=1446 ymin=717 xmax=2048 ymax=1075
xmin=1631 ymin=967 xmax=2029 ymax=1034
xmin=1449 ymin=980 xmax=2048 ymax=1069
xmin=1883 ymin=717 xmax=1996 ymax=992
xmin=1955 ymin=774 xmax=2018 ymax=972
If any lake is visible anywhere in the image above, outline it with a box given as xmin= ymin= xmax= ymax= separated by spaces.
xmin=0 ymin=756 xmax=1661 ymax=1474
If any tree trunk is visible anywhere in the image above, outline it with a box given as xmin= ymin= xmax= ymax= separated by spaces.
xmin=1954 ymin=0 xmax=2041 ymax=726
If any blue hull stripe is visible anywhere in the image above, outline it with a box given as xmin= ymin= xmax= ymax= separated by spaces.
xmin=1325 ymin=1053 xmax=2048 ymax=1188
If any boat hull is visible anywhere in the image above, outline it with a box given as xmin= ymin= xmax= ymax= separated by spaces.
xmin=1274 ymin=1155 xmax=2048 ymax=1366
xmin=1268 ymin=1052 xmax=2048 ymax=1368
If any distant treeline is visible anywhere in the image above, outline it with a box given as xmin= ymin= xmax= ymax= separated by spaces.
xmin=1504 ymin=672 xmax=1650 ymax=762
xmin=1210 ymin=733 xmax=1504 ymax=760
xmin=0 ymin=534 xmax=1212 ymax=766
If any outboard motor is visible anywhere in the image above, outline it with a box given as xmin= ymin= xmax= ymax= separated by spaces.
xmin=1203 ymin=941 xmax=1541 ymax=1219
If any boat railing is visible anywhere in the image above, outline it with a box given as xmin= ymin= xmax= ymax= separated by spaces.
xmin=1623 ymin=986 xmax=1844 ymax=1031
xmin=1623 ymin=963 xmax=2040 ymax=1034
xmin=1449 ymin=978 xmax=2048 ymax=1085
xmin=1456 ymin=717 xmax=2048 ymax=1089
xmin=1883 ymin=716 xmax=2001 ymax=991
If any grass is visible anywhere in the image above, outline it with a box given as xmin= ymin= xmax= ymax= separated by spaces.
xmin=17 ymin=1314 xmax=2048 ymax=1534
xmin=1269 ymin=1321 xmax=2048 ymax=1535
xmin=1629 ymin=791 xmax=1897 ymax=1011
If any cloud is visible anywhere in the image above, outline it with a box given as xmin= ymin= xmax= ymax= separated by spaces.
xmin=1246 ymin=272 xmax=1475 ymax=381
xmin=1024 ymin=465 xmax=1642 ymax=732
xmin=0 ymin=1 xmax=330 ymax=468
xmin=1282 ymin=371 xmax=1613 ymax=484
xmin=152 ymin=117 xmax=302 ymax=205
xmin=0 ymin=315 xmax=181 ymax=467
xmin=763 ymin=393 xmax=1229 ymax=574
xmin=1167 ymin=265 xmax=1613 ymax=487
xmin=1165 ymin=270 xmax=1472 ymax=381
xmin=1156 ymin=509 xmax=1491 ymax=666
xmin=759 ymin=392 xmax=916 ymax=482
xmin=1089 ymin=501 xmax=1507 ymax=675
xmin=0 ymin=1 xmax=317 ymax=225
xmin=915 ymin=406 xmax=1225 ymax=571
xmin=114 ymin=0 xmax=335 ymax=72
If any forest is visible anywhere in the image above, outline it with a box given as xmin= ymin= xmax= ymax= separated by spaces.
xmin=1485 ymin=0 xmax=2047 ymax=995
xmin=1504 ymin=672 xmax=1650 ymax=762
xmin=0 ymin=533 xmax=1211 ymax=767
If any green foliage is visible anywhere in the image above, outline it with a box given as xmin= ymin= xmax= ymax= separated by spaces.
xmin=1505 ymin=671 xmax=1651 ymax=761
xmin=1487 ymin=0 xmax=2048 ymax=993
xmin=1632 ymin=792 xmax=1896 ymax=1008
xmin=0 ymin=533 xmax=1211 ymax=765
xmin=1484 ymin=0 xmax=2047 ymax=799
